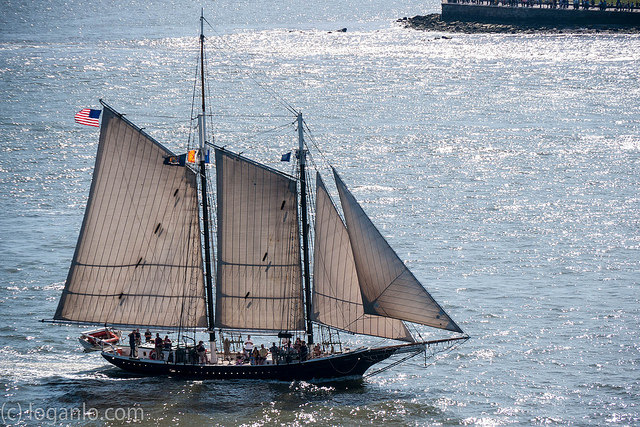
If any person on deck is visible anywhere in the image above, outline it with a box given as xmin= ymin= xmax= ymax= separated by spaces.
xmin=163 ymin=335 xmax=171 ymax=351
xmin=128 ymin=330 xmax=137 ymax=358
xmin=243 ymin=335 xmax=254 ymax=357
xmin=292 ymin=338 xmax=301 ymax=360
xmin=223 ymin=337 xmax=231 ymax=361
xmin=258 ymin=344 xmax=268 ymax=365
xmin=154 ymin=333 xmax=163 ymax=359
xmin=196 ymin=341 xmax=207 ymax=364
xmin=300 ymin=341 xmax=308 ymax=361
xmin=269 ymin=342 xmax=279 ymax=364
xmin=284 ymin=341 xmax=294 ymax=364
xmin=144 ymin=329 xmax=152 ymax=342
xmin=235 ymin=354 xmax=244 ymax=365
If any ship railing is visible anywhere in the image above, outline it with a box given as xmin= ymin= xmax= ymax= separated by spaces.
xmin=99 ymin=339 xmax=118 ymax=354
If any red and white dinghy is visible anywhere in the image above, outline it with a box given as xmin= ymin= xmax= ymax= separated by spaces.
xmin=79 ymin=328 xmax=121 ymax=352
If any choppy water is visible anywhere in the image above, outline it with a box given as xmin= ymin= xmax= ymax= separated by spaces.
xmin=1 ymin=0 xmax=639 ymax=425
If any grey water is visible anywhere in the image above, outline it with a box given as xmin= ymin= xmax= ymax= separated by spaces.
xmin=1 ymin=0 xmax=639 ymax=424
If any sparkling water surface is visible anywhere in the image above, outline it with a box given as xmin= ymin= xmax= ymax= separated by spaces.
xmin=1 ymin=0 xmax=639 ymax=425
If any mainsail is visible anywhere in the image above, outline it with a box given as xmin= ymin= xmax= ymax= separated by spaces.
xmin=54 ymin=104 xmax=208 ymax=328
xmin=334 ymin=170 xmax=463 ymax=333
xmin=312 ymin=174 xmax=414 ymax=342
xmin=214 ymin=148 xmax=305 ymax=331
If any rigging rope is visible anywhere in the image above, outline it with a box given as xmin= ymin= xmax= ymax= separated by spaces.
xmin=238 ymin=120 xmax=297 ymax=154
xmin=363 ymin=350 xmax=424 ymax=378
xmin=201 ymin=19 xmax=298 ymax=116
xmin=363 ymin=337 xmax=467 ymax=379
xmin=302 ymin=122 xmax=333 ymax=180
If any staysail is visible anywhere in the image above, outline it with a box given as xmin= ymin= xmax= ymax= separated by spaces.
xmin=54 ymin=104 xmax=208 ymax=328
xmin=334 ymin=170 xmax=463 ymax=333
xmin=214 ymin=148 xmax=305 ymax=331
xmin=312 ymin=174 xmax=414 ymax=342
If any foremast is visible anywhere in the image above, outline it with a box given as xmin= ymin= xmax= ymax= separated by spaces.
xmin=198 ymin=9 xmax=216 ymax=358
xmin=297 ymin=113 xmax=314 ymax=345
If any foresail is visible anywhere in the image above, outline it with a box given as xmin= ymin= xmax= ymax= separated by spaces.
xmin=54 ymin=105 xmax=208 ymax=328
xmin=214 ymin=149 xmax=305 ymax=331
xmin=334 ymin=170 xmax=463 ymax=333
xmin=312 ymin=174 xmax=414 ymax=342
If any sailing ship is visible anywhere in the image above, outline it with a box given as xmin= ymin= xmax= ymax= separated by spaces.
xmin=49 ymin=12 xmax=468 ymax=380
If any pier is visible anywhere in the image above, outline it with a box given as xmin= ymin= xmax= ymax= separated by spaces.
xmin=441 ymin=0 xmax=640 ymax=26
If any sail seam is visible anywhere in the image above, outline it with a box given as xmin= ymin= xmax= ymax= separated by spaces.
xmin=72 ymin=263 xmax=201 ymax=268
xmin=218 ymin=262 xmax=298 ymax=268
xmin=216 ymin=295 xmax=303 ymax=301
xmin=62 ymin=292 xmax=204 ymax=298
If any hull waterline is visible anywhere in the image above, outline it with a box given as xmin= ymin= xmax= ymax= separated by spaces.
xmin=101 ymin=344 xmax=416 ymax=381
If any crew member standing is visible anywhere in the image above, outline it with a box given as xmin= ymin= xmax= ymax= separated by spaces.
xmin=128 ymin=330 xmax=137 ymax=358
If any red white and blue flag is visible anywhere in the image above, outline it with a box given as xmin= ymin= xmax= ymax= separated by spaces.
xmin=74 ymin=108 xmax=101 ymax=127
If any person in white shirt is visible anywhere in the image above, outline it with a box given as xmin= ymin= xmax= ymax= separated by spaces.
xmin=243 ymin=335 xmax=254 ymax=358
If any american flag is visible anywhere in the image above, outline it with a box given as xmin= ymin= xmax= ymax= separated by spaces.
xmin=74 ymin=108 xmax=101 ymax=127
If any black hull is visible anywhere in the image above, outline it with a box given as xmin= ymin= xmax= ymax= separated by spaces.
xmin=102 ymin=345 xmax=411 ymax=381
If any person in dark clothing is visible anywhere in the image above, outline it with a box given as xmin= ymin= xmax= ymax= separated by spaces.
xmin=300 ymin=341 xmax=308 ymax=361
xmin=154 ymin=333 xmax=163 ymax=360
xmin=269 ymin=342 xmax=279 ymax=364
xmin=128 ymin=330 xmax=137 ymax=358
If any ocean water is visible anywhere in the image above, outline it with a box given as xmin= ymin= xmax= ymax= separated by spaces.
xmin=1 ymin=0 xmax=639 ymax=425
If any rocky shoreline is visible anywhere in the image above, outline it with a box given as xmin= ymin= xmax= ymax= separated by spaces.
xmin=398 ymin=13 xmax=640 ymax=33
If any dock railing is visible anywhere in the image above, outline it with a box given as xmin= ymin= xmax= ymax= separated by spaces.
xmin=443 ymin=0 xmax=640 ymax=11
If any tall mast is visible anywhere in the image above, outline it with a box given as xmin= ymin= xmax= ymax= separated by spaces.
xmin=298 ymin=113 xmax=314 ymax=345
xmin=198 ymin=9 xmax=216 ymax=348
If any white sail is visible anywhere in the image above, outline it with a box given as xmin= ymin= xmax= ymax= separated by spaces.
xmin=54 ymin=105 xmax=208 ymax=328
xmin=334 ymin=170 xmax=463 ymax=333
xmin=214 ymin=149 xmax=305 ymax=331
xmin=312 ymin=174 xmax=414 ymax=342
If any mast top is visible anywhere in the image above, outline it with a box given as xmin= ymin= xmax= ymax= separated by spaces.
xmin=198 ymin=9 xmax=207 ymax=150
xmin=200 ymin=8 xmax=205 ymax=40
xmin=297 ymin=113 xmax=305 ymax=165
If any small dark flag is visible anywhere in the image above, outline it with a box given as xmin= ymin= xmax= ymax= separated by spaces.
xmin=281 ymin=152 xmax=291 ymax=162
xmin=74 ymin=108 xmax=101 ymax=127
xmin=164 ymin=154 xmax=187 ymax=166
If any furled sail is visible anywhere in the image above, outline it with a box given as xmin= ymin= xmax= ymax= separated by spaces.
xmin=334 ymin=170 xmax=463 ymax=333
xmin=54 ymin=104 xmax=208 ymax=328
xmin=214 ymin=149 xmax=304 ymax=331
xmin=312 ymin=174 xmax=414 ymax=342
